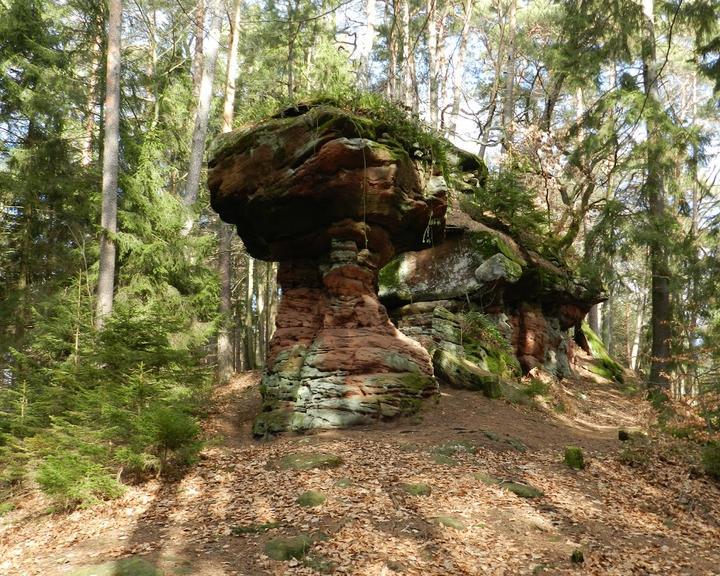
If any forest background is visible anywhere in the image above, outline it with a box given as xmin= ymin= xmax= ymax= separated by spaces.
xmin=1 ymin=0 xmax=720 ymax=507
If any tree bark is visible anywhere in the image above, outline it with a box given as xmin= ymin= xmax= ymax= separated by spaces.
xmin=215 ymin=0 xmax=242 ymax=383
xmin=448 ymin=0 xmax=472 ymax=137
xmin=95 ymin=0 xmax=122 ymax=330
xmin=358 ymin=0 xmax=377 ymax=89
xmin=191 ymin=0 xmax=205 ymax=96
xmin=244 ymin=255 xmax=255 ymax=369
xmin=400 ymin=0 xmax=418 ymax=113
xmin=500 ymin=0 xmax=517 ymax=152
xmin=641 ymin=0 xmax=672 ymax=396
xmin=427 ymin=0 xmax=439 ymax=127
xmin=183 ymin=0 xmax=222 ymax=212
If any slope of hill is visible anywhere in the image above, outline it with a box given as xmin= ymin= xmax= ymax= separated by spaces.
xmin=1 ymin=358 xmax=719 ymax=576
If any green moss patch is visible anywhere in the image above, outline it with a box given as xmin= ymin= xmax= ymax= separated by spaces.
xmin=433 ymin=349 xmax=503 ymax=398
xmin=433 ymin=515 xmax=466 ymax=531
xmin=274 ymin=452 xmax=343 ymax=470
xmin=582 ymin=322 xmax=624 ymax=384
xmin=232 ymin=521 xmax=283 ymax=535
xmin=296 ymin=490 xmax=326 ymax=507
xmin=264 ymin=535 xmax=314 ymax=561
xmin=564 ymin=446 xmax=585 ymax=470
xmin=500 ymin=481 xmax=544 ymax=499
xmin=401 ymin=483 xmax=432 ymax=496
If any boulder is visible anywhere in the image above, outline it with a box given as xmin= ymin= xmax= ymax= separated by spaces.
xmin=209 ymin=105 xmax=444 ymax=433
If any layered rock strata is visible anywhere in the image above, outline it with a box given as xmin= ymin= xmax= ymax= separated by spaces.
xmin=208 ymin=105 xmax=445 ymax=434
xmin=380 ymin=195 xmax=604 ymax=381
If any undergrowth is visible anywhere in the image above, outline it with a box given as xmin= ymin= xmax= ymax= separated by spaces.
xmin=0 ymin=302 xmax=212 ymax=508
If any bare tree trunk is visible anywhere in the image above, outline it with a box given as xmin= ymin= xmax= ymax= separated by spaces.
xmin=215 ymin=0 xmax=242 ymax=383
xmin=191 ymin=0 xmax=205 ymax=95
xmin=641 ymin=0 xmax=671 ymax=397
xmin=81 ymin=29 xmax=102 ymax=166
xmin=358 ymin=0 xmax=377 ymax=89
xmin=217 ymin=222 xmax=234 ymax=383
xmin=255 ymin=262 xmax=266 ymax=367
xmin=602 ymin=289 xmax=613 ymax=356
xmin=448 ymin=0 xmax=472 ymax=137
xmin=244 ymin=255 xmax=255 ymax=369
xmin=183 ymin=0 xmax=222 ymax=212
xmin=286 ymin=0 xmax=301 ymax=100
xmin=427 ymin=0 xmax=438 ymax=127
xmin=387 ymin=0 xmax=398 ymax=99
xmin=400 ymin=0 xmax=418 ymax=113
xmin=95 ymin=0 xmax=122 ymax=330
xmin=500 ymin=0 xmax=516 ymax=152
xmin=630 ymin=290 xmax=646 ymax=371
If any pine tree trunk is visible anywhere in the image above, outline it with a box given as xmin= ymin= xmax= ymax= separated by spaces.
xmin=95 ymin=0 xmax=122 ymax=330
xmin=387 ymin=0 xmax=398 ymax=99
xmin=215 ymin=0 xmax=242 ymax=383
xmin=244 ymin=255 xmax=255 ymax=369
xmin=641 ymin=0 xmax=672 ymax=396
xmin=427 ymin=0 xmax=438 ymax=127
xmin=501 ymin=0 xmax=517 ymax=152
xmin=81 ymin=29 xmax=102 ymax=166
xmin=448 ymin=0 xmax=472 ymax=136
xmin=191 ymin=0 xmax=205 ymax=96
xmin=358 ymin=0 xmax=377 ymax=89
xmin=400 ymin=0 xmax=418 ymax=113
xmin=255 ymin=262 xmax=266 ymax=367
xmin=183 ymin=0 xmax=221 ymax=210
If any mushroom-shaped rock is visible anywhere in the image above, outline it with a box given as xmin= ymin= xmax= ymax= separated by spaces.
xmin=208 ymin=105 xmax=446 ymax=434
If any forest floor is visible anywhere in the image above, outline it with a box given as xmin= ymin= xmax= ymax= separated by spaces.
xmin=1 ymin=355 xmax=720 ymax=576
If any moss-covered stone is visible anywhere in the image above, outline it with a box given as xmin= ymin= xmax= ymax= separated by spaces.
xmin=571 ymin=549 xmax=585 ymax=564
xmin=401 ymin=482 xmax=432 ymax=496
xmin=232 ymin=521 xmax=283 ymax=535
xmin=501 ymin=481 xmax=543 ymax=499
xmin=334 ymin=477 xmax=353 ymax=488
xmin=274 ymin=452 xmax=343 ymax=470
xmin=564 ymin=446 xmax=585 ymax=470
xmin=582 ymin=322 xmax=624 ymax=384
xmin=253 ymin=410 xmax=291 ymax=437
xmin=296 ymin=490 xmax=326 ymax=507
xmin=433 ymin=515 xmax=466 ymax=531
xmin=433 ymin=349 xmax=503 ymax=398
xmin=264 ymin=535 xmax=313 ymax=561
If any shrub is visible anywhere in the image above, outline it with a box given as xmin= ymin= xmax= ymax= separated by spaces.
xmin=36 ymin=452 xmax=124 ymax=508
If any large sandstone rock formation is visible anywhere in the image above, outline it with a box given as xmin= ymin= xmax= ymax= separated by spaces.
xmin=208 ymin=105 xmax=446 ymax=434
xmin=208 ymin=102 xmax=604 ymax=434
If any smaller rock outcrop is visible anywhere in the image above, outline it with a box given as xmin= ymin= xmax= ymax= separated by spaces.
xmin=380 ymin=179 xmax=604 ymax=381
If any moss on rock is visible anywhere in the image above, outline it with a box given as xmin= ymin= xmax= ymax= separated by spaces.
xmin=433 ymin=349 xmax=503 ymax=398
xmin=296 ymin=490 xmax=326 ymax=507
xmin=274 ymin=452 xmax=343 ymax=470
xmin=264 ymin=535 xmax=313 ymax=561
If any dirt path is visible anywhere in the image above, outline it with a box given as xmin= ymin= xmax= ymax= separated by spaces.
xmin=1 ymin=369 xmax=719 ymax=575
